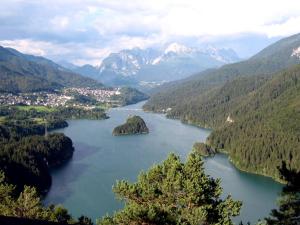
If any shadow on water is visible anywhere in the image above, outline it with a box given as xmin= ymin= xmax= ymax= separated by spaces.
xmin=72 ymin=142 xmax=100 ymax=161
xmin=44 ymin=142 xmax=100 ymax=205
xmin=44 ymin=163 xmax=89 ymax=205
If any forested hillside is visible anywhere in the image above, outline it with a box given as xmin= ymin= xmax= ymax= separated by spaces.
xmin=163 ymin=75 xmax=270 ymax=128
xmin=0 ymin=132 xmax=74 ymax=193
xmin=0 ymin=46 xmax=103 ymax=93
xmin=144 ymin=33 xmax=300 ymax=180
xmin=207 ymin=65 xmax=300 ymax=180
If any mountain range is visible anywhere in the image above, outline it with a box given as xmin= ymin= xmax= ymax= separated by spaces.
xmin=61 ymin=43 xmax=240 ymax=87
xmin=144 ymin=33 xmax=300 ymax=180
xmin=0 ymin=46 xmax=103 ymax=93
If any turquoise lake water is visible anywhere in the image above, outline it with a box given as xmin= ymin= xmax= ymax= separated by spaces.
xmin=45 ymin=101 xmax=282 ymax=223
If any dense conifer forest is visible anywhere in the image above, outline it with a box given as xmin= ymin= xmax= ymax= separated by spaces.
xmin=207 ymin=65 xmax=300 ymax=179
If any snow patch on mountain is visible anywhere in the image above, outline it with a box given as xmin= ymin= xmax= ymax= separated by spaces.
xmin=291 ymin=46 xmax=300 ymax=59
xmin=152 ymin=56 xmax=163 ymax=65
xmin=164 ymin=43 xmax=193 ymax=54
xmin=96 ymin=44 xmax=240 ymax=85
xmin=201 ymin=46 xmax=239 ymax=63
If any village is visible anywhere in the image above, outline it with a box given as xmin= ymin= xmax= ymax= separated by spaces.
xmin=0 ymin=87 xmax=122 ymax=107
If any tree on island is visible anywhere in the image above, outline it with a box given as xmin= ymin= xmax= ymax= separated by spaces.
xmin=113 ymin=115 xmax=149 ymax=136
xmin=98 ymin=151 xmax=242 ymax=225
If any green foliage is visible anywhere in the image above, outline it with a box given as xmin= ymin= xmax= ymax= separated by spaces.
xmin=0 ymin=171 xmax=95 ymax=224
xmin=0 ymin=172 xmax=52 ymax=220
xmin=16 ymin=105 xmax=56 ymax=112
xmin=113 ymin=115 xmax=149 ymax=136
xmin=266 ymin=162 xmax=300 ymax=225
xmin=13 ymin=186 xmax=51 ymax=219
xmin=51 ymin=205 xmax=72 ymax=224
xmin=192 ymin=142 xmax=215 ymax=157
xmin=0 ymin=171 xmax=15 ymax=216
xmin=0 ymin=105 xmax=107 ymax=125
xmin=78 ymin=216 xmax=94 ymax=225
xmin=97 ymin=152 xmax=242 ymax=225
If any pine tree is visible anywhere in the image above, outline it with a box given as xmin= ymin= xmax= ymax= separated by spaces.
xmin=0 ymin=170 xmax=78 ymax=223
xmin=0 ymin=171 xmax=52 ymax=220
xmin=266 ymin=162 xmax=300 ymax=225
xmin=98 ymin=152 xmax=242 ymax=225
xmin=0 ymin=171 xmax=15 ymax=216
xmin=13 ymin=185 xmax=51 ymax=219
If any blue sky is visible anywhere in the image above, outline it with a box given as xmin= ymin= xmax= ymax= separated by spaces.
xmin=1 ymin=0 xmax=300 ymax=65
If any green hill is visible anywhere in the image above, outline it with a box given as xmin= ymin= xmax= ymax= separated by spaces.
xmin=0 ymin=46 xmax=103 ymax=93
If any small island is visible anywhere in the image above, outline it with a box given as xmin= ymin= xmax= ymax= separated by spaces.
xmin=113 ymin=115 xmax=149 ymax=136
xmin=192 ymin=142 xmax=215 ymax=157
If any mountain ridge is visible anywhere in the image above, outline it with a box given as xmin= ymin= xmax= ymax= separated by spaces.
xmin=61 ymin=43 xmax=240 ymax=87
xmin=0 ymin=46 xmax=103 ymax=93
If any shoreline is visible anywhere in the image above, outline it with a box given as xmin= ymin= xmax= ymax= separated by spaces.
xmin=143 ymin=105 xmax=284 ymax=184
xmin=218 ymin=150 xmax=285 ymax=184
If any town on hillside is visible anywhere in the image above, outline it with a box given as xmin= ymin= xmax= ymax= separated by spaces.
xmin=0 ymin=87 xmax=122 ymax=108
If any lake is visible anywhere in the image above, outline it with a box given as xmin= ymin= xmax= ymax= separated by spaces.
xmin=45 ymin=101 xmax=282 ymax=223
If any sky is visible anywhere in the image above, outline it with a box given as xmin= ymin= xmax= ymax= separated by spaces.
xmin=1 ymin=0 xmax=300 ymax=66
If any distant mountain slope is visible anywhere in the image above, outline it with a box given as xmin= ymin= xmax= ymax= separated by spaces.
xmin=144 ymin=33 xmax=300 ymax=115
xmin=0 ymin=46 xmax=103 ymax=93
xmin=99 ymin=44 xmax=240 ymax=86
xmin=73 ymin=64 xmax=99 ymax=79
xmin=64 ymin=44 xmax=240 ymax=87
xmin=59 ymin=61 xmax=100 ymax=80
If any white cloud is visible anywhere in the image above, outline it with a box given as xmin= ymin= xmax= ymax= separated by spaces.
xmin=0 ymin=39 xmax=102 ymax=66
xmin=74 ymin=0 xmax=300 ymax=37
xmin=258 ymin=16 xmax=300 ymax=37
xmin=1 ymin=0 xmax=300 ymax=64
xmin=50 ymin=16 xmax=70 ymax=30
xmin=151 ymin=0 xmax=300 ymax=37
xmin=109 ymin=34 xmax=167 ymax=50
xmin=0 ymin=39 xmax=49 ymax=56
